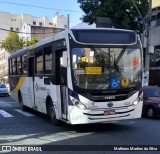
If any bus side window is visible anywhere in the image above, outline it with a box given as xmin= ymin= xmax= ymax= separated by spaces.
xmin=17 ymin=56 xmax=22 ymax=75
xmin=44 ymin=46 xmax=52 ymax=74
xmin=9 ymin=60 xmax=12 ymax=75
xmin=22 ymin=54 xmax=28 ymax=75
xmin=36 ymin=50 xmax=44 ymax=74
xmin=12 ymin=58 xmax=17 ymax=74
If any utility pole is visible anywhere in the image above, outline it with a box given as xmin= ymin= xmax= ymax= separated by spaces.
xmin=144 ymin=0 xmax=152 ymax=86
xmin=67 ymin=14 xmax=70 ymax=29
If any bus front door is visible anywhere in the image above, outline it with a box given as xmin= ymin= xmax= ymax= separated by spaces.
xmin=57 ymin=51 xmax=68 ymax=120
xmin=28 ymin=57 xmax=36 ymax=109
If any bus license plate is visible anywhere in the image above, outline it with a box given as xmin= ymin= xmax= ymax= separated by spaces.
xmin=104 ymin=109 xmax=115 ymax=115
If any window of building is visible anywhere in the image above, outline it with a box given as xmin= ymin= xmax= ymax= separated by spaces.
xmin=36 ymin=50 xmax=43 ymax=74
xmin=64 ymin=25 xmax=67 ymax=28
xmin=22 ymin=54 xmax=28 ymax=75
xmin=49 ymin=22 xmax=53 ymax=25
xmin=44 ymin=46 xmax=52 ymax=74
xmin=151 ymin=15 xmax=156 ymax=21
xmin=16 ymin=28 xmax=19 ymax=32
xmin=39 ymin=22 xmax=42 ymax=26
xmin=157 ymin=12 xmax=160 ymax=19
xmin=10 ymin=27 xmax=14 ymax=31
xmin=33 ymin=21 xmax=36 ymax=25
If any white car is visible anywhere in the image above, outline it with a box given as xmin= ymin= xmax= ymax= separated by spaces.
xmin=0 ymin=83 xmax=10 ymax=96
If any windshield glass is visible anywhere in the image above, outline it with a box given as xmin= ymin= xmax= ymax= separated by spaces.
xmin=0 ymin=84 xmax=6 ymax=88
xmin=145 ymin=87 xmax=160 ymax=97
xmin=71 ymin=47 xmax=142 ymax=90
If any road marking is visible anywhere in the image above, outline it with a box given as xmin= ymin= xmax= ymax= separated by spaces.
xmin=0 ymin=102 xmax=13 ymax=107
xmin=0 ymin=131 xmax=94 ymax=145
xmin=0 ymin=110 xmax=13 ymax=117
xmin=15 ymin=109 xmax=35 ymax=116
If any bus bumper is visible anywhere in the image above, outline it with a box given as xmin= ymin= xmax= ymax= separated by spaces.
xmin=68 ymin=101 xmax=143 ymax=125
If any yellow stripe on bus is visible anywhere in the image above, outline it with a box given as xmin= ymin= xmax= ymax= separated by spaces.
xmin=13 ymin=77 xmax=25 ymax=93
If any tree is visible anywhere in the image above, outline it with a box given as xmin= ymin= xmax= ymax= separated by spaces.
xmin=1 ymin=32 xmax=23 ymax=54
xmin=77 ymin=0 xmax=149 ymax=32
xmin=23 ymin=37 xmax=39 ymax=47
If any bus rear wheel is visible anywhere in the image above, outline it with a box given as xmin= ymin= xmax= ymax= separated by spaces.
xmin=47 ymin=101 xmax=60 ymax=126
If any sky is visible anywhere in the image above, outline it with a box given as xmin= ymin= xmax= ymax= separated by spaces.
xmin=0 ymin=0 xmax=84 ymax=27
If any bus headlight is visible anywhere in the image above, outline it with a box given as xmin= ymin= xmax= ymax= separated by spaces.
xmin=133 ymin=93 xmax=143 ymax=106
xmin=70 ymin=96 xmax=87 ymax=109
xmin=133 ymin=101 xmax=138 ymax=106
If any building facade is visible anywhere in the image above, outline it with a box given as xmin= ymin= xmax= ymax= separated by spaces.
xmin=0 ymin=12 xmax=67 ymax=79
xmin=143 ymin=1 xmax=160 ymax=86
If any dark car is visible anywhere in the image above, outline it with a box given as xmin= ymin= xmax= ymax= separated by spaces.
xmin=0 ymin=83 xmax=10 ymax=97
xmin=142 ymin=86 xmax=160 ymax=118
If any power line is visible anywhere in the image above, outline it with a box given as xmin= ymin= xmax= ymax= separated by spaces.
xmin=131 ymin=0 xmax=145 ymax=25
xmin=0 ymin=0 xmax=83 ymax=13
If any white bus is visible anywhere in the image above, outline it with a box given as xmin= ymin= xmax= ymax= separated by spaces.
xmin=8 ymin=28 xmax=143 ymax=125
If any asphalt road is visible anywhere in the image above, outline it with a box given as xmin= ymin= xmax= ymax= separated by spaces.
xmin=0 ymin=96 xmax=160 ymax=154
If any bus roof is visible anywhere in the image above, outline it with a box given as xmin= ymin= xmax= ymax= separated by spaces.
xmin=8 ymin=28 xmax=137 ymax=59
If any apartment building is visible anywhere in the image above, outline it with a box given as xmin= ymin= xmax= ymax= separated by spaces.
xmin=142 ymin=1 xmax=160 ymax=86
xmin=0 ymin=12 xmax=67 ymax=79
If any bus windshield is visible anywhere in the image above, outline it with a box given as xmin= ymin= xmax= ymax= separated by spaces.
xmin=71 ymin=47 xmax=142 ymax=90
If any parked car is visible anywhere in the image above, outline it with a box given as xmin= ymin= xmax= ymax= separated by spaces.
xmin=0 ymin=83 xmax=10 ymax=97
xmin=142 ymin=86 xmax=160 ymax=118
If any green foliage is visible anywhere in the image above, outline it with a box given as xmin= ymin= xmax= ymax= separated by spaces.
xmin=1 ymin=32 xmax=39 ymax=53
xmin=77 ymin=0 xmax=148 ymax=32
xmin=23 ymin=37 xmax=38 ymax=47
xmin=1 ymin=32 xmax=23 ymax=54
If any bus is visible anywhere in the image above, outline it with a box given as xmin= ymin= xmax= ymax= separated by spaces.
xmin=8 ymin=28 xmax=143 ymax=125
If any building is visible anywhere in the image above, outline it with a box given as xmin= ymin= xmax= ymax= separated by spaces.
xmin=0 ymin=48 xmax=9 ymax=80
xmin=19 ymin=23 xmax=65 ymax=41
xmin=152 ymin=0 xmax=160 ymax=9
xmin=143 ymin=1 xmax=160 ymax=86
xmin=0 ymin=12 xmax=67 ymax=79
xmin=0 ymin=12 xmax=67 ymax=41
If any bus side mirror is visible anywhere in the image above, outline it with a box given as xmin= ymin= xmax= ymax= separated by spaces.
xmin=61 ymin=51 xmax=68 ymax=67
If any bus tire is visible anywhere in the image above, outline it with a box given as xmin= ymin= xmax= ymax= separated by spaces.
xmin=19 ymin=93 xmax=27 ymax=111
xmin=47 ymin=101 xmax=60 ymax=126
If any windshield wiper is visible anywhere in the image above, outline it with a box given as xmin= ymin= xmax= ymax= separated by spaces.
xmin=114 ymin=47 xmax=127 ymax=66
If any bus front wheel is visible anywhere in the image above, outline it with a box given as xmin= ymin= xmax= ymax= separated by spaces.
xmin=47 ymin=101 xmax=60 ymax=126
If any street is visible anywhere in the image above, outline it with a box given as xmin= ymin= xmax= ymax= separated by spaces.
xmin=0 ymin=96 xmax=160 ymax=154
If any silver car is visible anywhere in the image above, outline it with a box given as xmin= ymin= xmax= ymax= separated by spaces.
xmin=0 ymin=83 xmax=10 ymax=96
